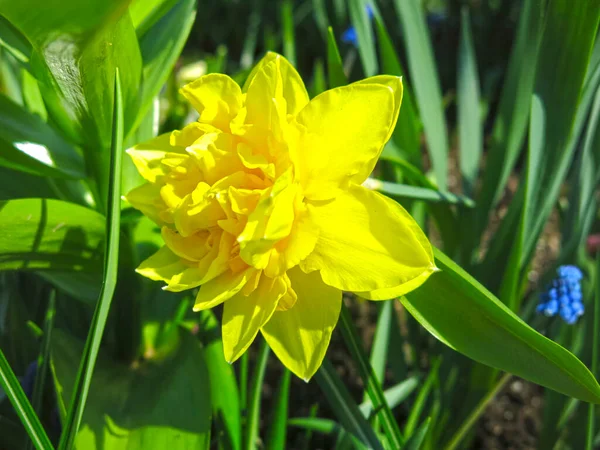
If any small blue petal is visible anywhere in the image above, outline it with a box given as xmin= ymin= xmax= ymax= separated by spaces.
xmin=341 ymin=27 xmax=358 ymax=46
xmin=570 ymin=290 xmax=582 ymax=301
xmin=548 ymin=288 xmax=558 ymax=299
xmin=559 ymin=294 xmax=571 ymax=306
xmin=571 ymin=301 xmax=584 ymax=315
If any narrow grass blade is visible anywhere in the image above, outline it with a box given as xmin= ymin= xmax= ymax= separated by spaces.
xmin=266 ymin=369 xmax=291 ymax=450
xmin=403 ymin=359 xmax=439 ymax=437
xmin=281 ymin=0 xmax=296 ymax=66
xmin=348 ymin=0 xmax=377 ymax=76
xmin=374 ymin=17 xmax=421 ymax=166
xmin=311 ymin=59 xmax=327 ymax=97
xmin=367 ymin=178 xmax=474 ymax=207
xmin=244 ymin=338 xmax=269 ymax=450
xmin=26 ymin=290 xmax=57 ymax=450
xmin=392 ymin=0 xmax=448 ymax=189
xmin=359 ymin=377 xmax=420 ymax=418
xmin=240 ymin=0 xmax=262 ymax=69
xmin=312 ymin=0 xmax=329 ymax=40
xmin=57 ymin=70 xmax=123 ymax=450
xmin=339 ymin=304 xmax=404 ymax=448
xmin=445 ymin=373 xmax=511 ymax=450
xmin=403 ymin=417 xmax=431 ymax=450
xmin=587 ymin=254 xmax=600 ymax=450
xmin=457 ymin=7 xmax=482 ymax=196
xmin=288 ymin=417 xmax=367 ymax=449
xmin=472 ymin=0 xmax=544 ymax=243
xmin=315 ymin=358 xmax=383 ymax=450
xmin=327 ymin=27 xmax=347 ymax=88
xmin=0 ymin=350 xmax=53 ymax=450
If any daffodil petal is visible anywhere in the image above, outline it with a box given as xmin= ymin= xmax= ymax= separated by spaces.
xmin=180 ymin=74 xmax=242 ymax=131
xmin=125 ymin=134 xmax=178 ymax=183
xmin=222 ymin=275 xmax=286 ymax=362
xmin=136 ymin=246 xmax=204 ymax=292
xmin=124 ymin=183 xmax=166 ymax=226
xmin=294 ymin=84 xmax=396 ymax=200
xmin=261 ymin=267 xmax=341 ymax=380
xmin=351 ymin=75 xmax=402 ymax=182
xmin=301 ymin=184 xmax=436 ymax=296
xmin=193 ymin=268 xmax=256 ymax=312
xmin=242 ymin=51 xmax=309 ymax=116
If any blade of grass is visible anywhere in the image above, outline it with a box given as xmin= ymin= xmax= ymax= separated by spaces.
xmin=327 ymin=27 xmax=347 ymax=88
xmin=367 ymin=178 xmax=474 ymax=207
xmin=57 ymin=70 xmax=123 ymax=450
xmin=348 ymin=0 xmax=377 ymax=76
xmin=266 ymin=369 xmax=291 ymax=450
xmin=403 ymin=358 xmax=440 ymax=437
xmin=240 ymin=0 xmax=262 ymax=69
xmin=392 ymin=0 xmax=448 ymax=189
xmin=587 ymin=254 xmax=600 ymax=450
xmin=244 ymin=338 xmax=269 ymax=450
xmin=26 ymin=290 xmax=57 ymax=450
xmin=457 ymin=7 xmax=482 ymax=197
xmin=0 ymin=350 xmax=53 ymax=450
xmin=281 ymin=0 xmax=296 ymax=66
xmin=315 ymin=359 xmax=383 ymax=450
xmin=403 ymin=417 xmax=431 ymax=450
xmin=445 ymin=373 xmax=511 ymax=450
xmin=339 ymin=303 xmax=404 ymax=448
xmin=359 ymin=377 xmax=420 ymax=418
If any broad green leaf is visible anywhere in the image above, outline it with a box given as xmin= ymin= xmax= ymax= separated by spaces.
xmin=0 ymin=167 xmax=59 ymax=201
xmin=326 ymin=27 xmax=347 ymax=89
xmin=392 ymin=0 xmax=448 ymax=189
xmin=456 ymin=7 xmax=482 ymax=196
xmin=0 ymin=198 xmax=104 ymax=272
xmin=348 ymin=0 xmax=377 ymax=76
xmin=315 ymin=359 xmax=383 ymax=450
xmin=0 ymin=15 xmax=31 ymax=64
xmin=136 ymin=0 xmax=196 ymax=131
xmin=402 ymin=250 xmax=600 ymax=404
xmin=52 ymin=330 xmax=211 ymax=449
xmin=58 ymin=71 xmax=123 ymax=450
xmin=129 ymin=0 xmax=176 ymax=34
xmin=0 ymin=94 xmax=84 ymax=179
xmin=1 ymin=0 xmax=142 ymax=195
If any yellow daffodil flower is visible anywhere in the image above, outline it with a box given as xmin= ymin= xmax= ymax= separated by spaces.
xmin=125 ymin=52 xmax=437 ymax=380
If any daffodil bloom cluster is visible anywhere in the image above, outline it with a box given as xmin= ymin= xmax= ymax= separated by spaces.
xmin=125 ymin=52 xmax=436 ymax=380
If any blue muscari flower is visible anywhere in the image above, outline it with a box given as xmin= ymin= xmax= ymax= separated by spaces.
xmin=341 ymin=5 xmax=374 ymax=47
xmin=537 ymin=265 xmax=584 ymax=324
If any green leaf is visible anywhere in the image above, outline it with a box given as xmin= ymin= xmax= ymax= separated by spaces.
xmin=281 ymin=0 xmax=296 ymax=67
xmin=197 ymin=310 xmax=241 ymax=450
xmin=348 ymin=0 xmax=377 ymax=77
xmin=403 ymin=359 xmax=439 ymax=437
xmin=0 ymin=15 xmax=31 ymax=64
xmin=136 ymin=0 xmax=196 ymax=131
xmin=472 ymin=0 xmax=544 ymax=243
xmin=0 ymin=94 xmax=84 ymax=179
xmin=403 ymin=418 xmax=431 ymax=450
xmin=456 ymin=7 xmax=482 ymax=196
xmin=266 ymin=369 xmax=291 ymax=450
xmin=339 ymin=304 xmax=404 ymax=448
xmin=58 ymin=70 xmax=124 ymax=450
xmin=288 ymin=417 xmax=367 ymax=449
xmin=587 ymin=254 xmax=600 ymax=450
xmin=368 ymin=178 xmax=474 ymax=207
xmin=129 ymin=0 xmax=176 ymax=35
xmin=392 ymin=0 xmax=448 ymax=189
xmin=315 ymin=359 xmax=383 ymax=450
xmin=0 ymin=349 xmax=54 ymax=450
xmin=245 ymin=338 xmax=269 ymax=450
xmin=374 ymin=18 xmax=421 ymax=166
xmin=401 ymin=249 xmax=600 ymax=403
xmin=52 ymin=330 xmax=211 ymax=449
xmin=0 ymin=198 xmax=104 ymax=271
xmin=1 ymin=0 xmax=142 ymax=197
xmin=326 ymin=27 xmax=347 ymax=89
xmin=359 ymin=377 xmax=420 ymax=418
